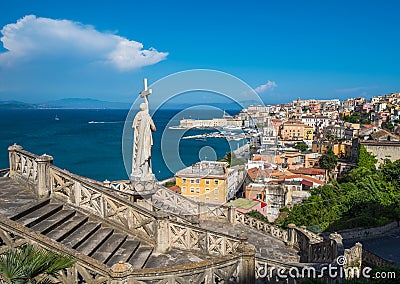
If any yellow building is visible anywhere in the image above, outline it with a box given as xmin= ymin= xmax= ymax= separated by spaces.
xmin=175 ymin=161 xmax=229 ymax=204
xmin=312 ymin=141 xmax=352 ymax=158
xmin=280 ymin=120 xmax=314 ymax=140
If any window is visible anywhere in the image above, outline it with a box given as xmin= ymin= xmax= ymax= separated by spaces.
xmin=214 ymin=198 xmax=219 ymax=202
xmin=206 ymin=197 xmax=210 ymax=202
xmin=196 ymin=178 xmax=200 ymax=184
xmin=205 ymin=187 xmax=210 ymax=192
xmin=182 ymin=186 xmax=186 ymax=193
xmin=182 ymin=178 xmax=186 ymax=183
xmin=205 ymin=179 xmax=210 ymax=185
xmin=214 ymin=188 xmax=219 ymax=195
xmin=214 ymin=179 xmax=219 ymax=185
xmin=196 ymin=187 xmax=200 ymax=193
xmin=190 ymin=187 xmax=194 ymax=193
xmin=190 ymin=179 xmax=195 ymax=184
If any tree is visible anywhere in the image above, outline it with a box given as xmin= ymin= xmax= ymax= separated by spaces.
xmin=294 ymin=142 xmax=308 ymax=152
xmin=218 ymin=151 xmax=245 ymax=167
xmin=357 ymin=145 xmax=377 ymax=171
xmin=0 ymin=244 xmax=75 ymax=284
xmin=318 ymin=146 xmax=338 ymax=177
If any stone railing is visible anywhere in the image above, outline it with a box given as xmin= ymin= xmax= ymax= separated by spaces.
xmin=330 ymin=221 xmax=399 ymax=240
xmin=168 ymin=219 xmax=245 ymax=256
xmin=0 ymin=168 xmax=9 ymax=177
xmin=49 ymin=166 xmax=157 ymax=241
xmin=344 ymin=242 xmax=362 ymax=268
xmin=201 ymin=203 xmax=290 ymax=243
xmin=362 ymin=248 xmax=395 ymax=268
xmin=289 ymin=225 xmax=342 ymax=263
xmin=0 ymin=213 xmax=255 ymax=284
xmin=296 ymin=226 xmax=324 ymax=243
xmin=152 ymin=185 xmax=199 ymax=214
xmin=6 ymin=145 xmax=250 ymax=257
xmin=8 ymin=144 xmax=40 ymax=191
xmin=234 ymin=210 xmax=289 ymax=243
xmin=105 ymin=179 xmax=132 ymax=193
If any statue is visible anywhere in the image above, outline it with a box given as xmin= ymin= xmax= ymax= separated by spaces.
xmin=131 ymin=78 xmax=156 ymax=182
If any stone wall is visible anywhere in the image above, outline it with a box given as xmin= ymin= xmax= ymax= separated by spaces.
xmin=329 ymin=221 xmax=399 ymax=240
xmin=361 ymin=141 xmax=400 ymax=166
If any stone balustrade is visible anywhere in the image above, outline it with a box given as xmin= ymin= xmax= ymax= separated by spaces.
xmin=362 ymin=248 xmax=395 ymax=268
xmin=0 ymin=168 xmax=9 ymax=177
xmin=49 ymin=166 xmax=158 ymax=242
xmin=6 ymin=145 xmax=250 ymax=258
xmin=0 ymin=213 xmax=254 ymax=283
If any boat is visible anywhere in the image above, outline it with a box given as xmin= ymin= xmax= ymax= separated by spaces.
xmin=168 ymin=125 xmax=187 ymax=130
xmin=195 ymin=138 xmax=207 ymax=142
xmin=55 ymin=115 xmax=60 ymax=121
xmin=223 ymin=125 xmax=242 ymax=131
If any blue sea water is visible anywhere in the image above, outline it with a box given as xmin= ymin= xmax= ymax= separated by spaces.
xmin=0 ymin=109 xmax=246 ymax=181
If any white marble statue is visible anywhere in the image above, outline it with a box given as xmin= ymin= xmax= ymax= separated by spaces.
xmin=131 ymin=79 xmax=156 ymax=182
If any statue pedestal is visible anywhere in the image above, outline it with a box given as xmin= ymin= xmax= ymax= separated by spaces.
xmin=130 ymin=173 xmax=155 ymax=182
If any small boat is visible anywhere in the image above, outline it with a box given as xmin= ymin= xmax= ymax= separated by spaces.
xmin=223 ymin=125 xmax=242 ymax=131
xmin=168 ymin=125 xmax=187 ymax=130
xmin=55 ymin=115 xmax=60 ymax=121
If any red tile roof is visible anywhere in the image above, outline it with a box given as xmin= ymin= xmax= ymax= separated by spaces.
xmin=168 ymin=185 xmax=181 ymax=193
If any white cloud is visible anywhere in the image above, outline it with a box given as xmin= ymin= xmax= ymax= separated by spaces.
xmin=254 ymin=80 xmax=277 ymax=93
xmin=0 ymin=15 xmax=168 ymax=70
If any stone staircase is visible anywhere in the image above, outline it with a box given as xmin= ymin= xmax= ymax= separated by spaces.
xmin=10 ymin=199 xmax=153 ymax=269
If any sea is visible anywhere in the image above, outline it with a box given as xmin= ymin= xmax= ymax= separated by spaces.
xmin=0 ymin=109 xmax=247 ymax=181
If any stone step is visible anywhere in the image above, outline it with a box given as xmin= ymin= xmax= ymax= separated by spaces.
xmin=77 ymin=227 xmax=114 ymax=256
xmin=91 ymin=233 xmax=127 ymax=264
xmin=129 ymin=246 xmax=153 ymax=269
xmin=10 ymin=199 xmax=50 ymax=221
xmin=16 ymin=203 xmax=63 ymax=228
xmin=62 ymin=222 xmax=101 ymax=249
xmin=30 ymin=209 xmax=76 ymax=234
xmin=46 ymin=215 xmax=88 ymax=241
xmin=106 ymin=240 xmax=140 ymax=267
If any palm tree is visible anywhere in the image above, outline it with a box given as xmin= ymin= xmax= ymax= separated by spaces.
xmin=0 ymin=244 xmax=75 ymax=284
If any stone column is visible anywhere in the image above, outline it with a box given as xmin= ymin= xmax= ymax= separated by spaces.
xmin=155 ymin=211 xmax=170 ymax=253
xmin=287 ymin=223 xmax=297 ymax=247
xmin=197 ymin=202 xmax=208 ymax=220
xmin=237 ymin=241 xmax=256 ymax=284
xmin=35 ymin=154 xmax=53 ymax=199
xmin=329 ymin=232 xmax=344 ymax=263
xmin=8 ymin=144 xmax=23 ymax=178
xmin=227 ymin=205 xmax=236 ymax=224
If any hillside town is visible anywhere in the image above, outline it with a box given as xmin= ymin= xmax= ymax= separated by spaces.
xmin=167 ymin=92 xmax=400 ymax=222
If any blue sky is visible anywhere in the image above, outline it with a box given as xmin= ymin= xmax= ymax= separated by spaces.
xmin=1 ymin=0 xmax=400 ymax=104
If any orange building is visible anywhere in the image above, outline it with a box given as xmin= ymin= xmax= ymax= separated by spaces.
xmin=275 ymin=152 xmax=320 ymax=170
xmin=312 ymin=141 xmax=352 ymax=158
xmin=279 ymin=120 xmax=314 ymax=140
xmin=175 ymin=161 xmax=229 ymax=203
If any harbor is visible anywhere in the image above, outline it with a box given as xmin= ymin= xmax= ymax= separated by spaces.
xmin=181 ymin=132 xmax=247 ymax=141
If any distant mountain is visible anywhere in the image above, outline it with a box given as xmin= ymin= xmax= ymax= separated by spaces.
xmin=39 ymin=98 xmax=131 ymax=109
xmin=0 ymin=100 xmax=37 ymax=109
xmin=160 ymin=100 xmax=262 ymax=111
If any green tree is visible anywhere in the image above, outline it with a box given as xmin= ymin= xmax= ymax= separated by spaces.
xmin=0 ymin=244 xmax=75 ymax=284
xmin=218 ymin=151 xmax=245 ymax=167
xmin=318 ymin=146 xmax=338 ymax=177
xmin=294 ymin=142 xmax=308 ymax=152
xmin=357 ymin=145 xmax=377 ymax=171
